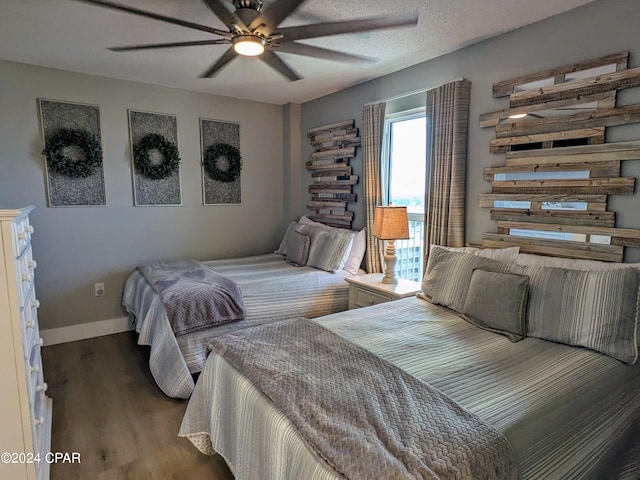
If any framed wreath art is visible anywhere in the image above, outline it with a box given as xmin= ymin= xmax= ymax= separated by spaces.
xmin=200 ymin=118 xmax=241 ymax=205
xmin=41 ymin=128 xmax=103 ymax=178
xmin=128 ymin=110 xmax=182 ymax=206
xmin=133 ymin=133 xmax=180 ymax=181
xmin=38 ymin=99 xmax=106 ymax=207
xmin=203 ymin=143 xmax=242 ymax=183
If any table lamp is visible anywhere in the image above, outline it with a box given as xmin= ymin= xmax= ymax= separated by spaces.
xmin=372 ymin=205 xmax=410 ymax=284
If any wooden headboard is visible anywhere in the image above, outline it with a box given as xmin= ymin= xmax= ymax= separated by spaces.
xmin=306 ymin=120 xmax=361 ymax=229
xmin=479 ymin=51 xmax=640 ymax=262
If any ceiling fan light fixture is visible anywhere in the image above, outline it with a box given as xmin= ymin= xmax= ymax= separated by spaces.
xmin=233 ymin=35 xmax=266 ymax=56
xmin=508 ymin=112 xmax=528 ymax=119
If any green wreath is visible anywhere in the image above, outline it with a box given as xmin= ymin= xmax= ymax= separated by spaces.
xmin=203 ymin=143 xmax=242 ymax=183
xmin=42 ymin=128 xmax=103 ymax=178
xmin=133 ymin=133 xmax=181 ymax=180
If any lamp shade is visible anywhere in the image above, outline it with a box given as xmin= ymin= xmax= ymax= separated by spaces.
xmin=372 ymin=206 xmax=410 ymax=240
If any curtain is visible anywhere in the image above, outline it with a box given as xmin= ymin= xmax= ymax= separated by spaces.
xmin=424 ymin=80 xmax=471 ymax=260
xmin=362 ymin=102 xmax=386 ymax=273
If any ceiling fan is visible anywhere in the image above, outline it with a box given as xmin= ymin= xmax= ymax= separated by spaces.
xmin=72 ymin=0 xmax=419 ymax=81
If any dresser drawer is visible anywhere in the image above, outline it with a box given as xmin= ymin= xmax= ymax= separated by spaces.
xmin=32 ymin=377 xmax=48 ymax=431
xmin=26 ymin=338 xmax=45 ymax=405
xmin=12 ymin=216 xmax=33 ymax=258
xmin=31 ymin=379 xmax=48 ymax=467
xmin=17 ymin=247 xmax=36 ymax=307
xmin=21 ymin=287 xmax=39 ymax=358
xmin=354 ymin=288 xmax=392 ymax=308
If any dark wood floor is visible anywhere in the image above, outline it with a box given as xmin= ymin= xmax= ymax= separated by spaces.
xmin=42 ymin=331 xmax=235 ymax=480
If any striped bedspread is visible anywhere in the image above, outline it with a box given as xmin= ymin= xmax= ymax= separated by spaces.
xmin=122 ymin=253 xmax=357 ymax=398
xmin=180 ymin=296 xmax=640 ymax=480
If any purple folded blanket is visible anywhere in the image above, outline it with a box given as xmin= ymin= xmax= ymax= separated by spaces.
xmin=138 ymin=260 xmax=246 ymax=336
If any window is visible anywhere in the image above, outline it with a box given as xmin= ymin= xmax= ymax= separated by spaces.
xmin=382 ymin=108 xmax=427 ymax=282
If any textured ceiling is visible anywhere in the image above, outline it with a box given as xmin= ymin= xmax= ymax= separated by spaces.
xmin=0 ymin=0 xmax=596 ymax=105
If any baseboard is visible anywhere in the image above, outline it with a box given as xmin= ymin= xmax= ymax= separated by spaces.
xmin=41 ymin=316 xmax=134 ymax=346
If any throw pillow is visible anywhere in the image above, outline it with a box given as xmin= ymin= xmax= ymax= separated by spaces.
xmin=285 ymin=231 xmax=311 ymax=266
xmin=420 ymin=246 xmax=512 ymax=314
xmin=461 ymin=269 xmax=529 ymax=342
xmin=275 ymin=221 xmax=299 ymax=256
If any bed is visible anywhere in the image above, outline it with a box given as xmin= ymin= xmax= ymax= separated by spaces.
xmin=122 ymin=217 xmax=366 ymax=399
xmin=179 ymin=246 xmax=640 ymax=480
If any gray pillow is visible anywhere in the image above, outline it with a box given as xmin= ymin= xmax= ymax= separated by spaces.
xmin=514 ymin=264 xmax=639 ymax=365
xmin=275 ymin=221 xmax=299 ymax=256
xmin=420 ymin=246 xmax=512 ymax=313
xmin=285 ymin=231 xmax=310 ymax=267
xmin=461 ymin=269 xmax=529 ymax=342
xmin=295 ymin=224 xmax=355 ymax=273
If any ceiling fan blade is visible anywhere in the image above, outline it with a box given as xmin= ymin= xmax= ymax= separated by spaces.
xmin=199 ymin=48 xmax=238 ymax=78
xmin=71 ymin=0 xmax=231 ymax=37
xmin=261 ymin=51 xmax=302 ymax=81
xmin=201 ymin=0 xmax=247 ymax=31
xmin=278 ymin=12 xmax=419 ymax=41
xmin=110 ymin=39 xmax=228 ymax=52
xmin=277 ymin=42 xmax=374 ymax=64
xmin=251 ymin=0 xmax=305 ymax=30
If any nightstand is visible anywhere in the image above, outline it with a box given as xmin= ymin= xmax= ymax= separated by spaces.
xmin=345 ymin=273 xmax=422 ymax=309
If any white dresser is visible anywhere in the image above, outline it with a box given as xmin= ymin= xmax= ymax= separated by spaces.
xmin=0 ymin=207 xmax=52 ymax=480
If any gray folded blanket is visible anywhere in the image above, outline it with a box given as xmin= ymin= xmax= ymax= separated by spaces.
xmin=138 ymin=260 xmax=246 ymax=336
xmin=209 ymin=317 xmax=519 ymax=480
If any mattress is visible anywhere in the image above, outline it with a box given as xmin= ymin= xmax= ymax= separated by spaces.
xmin=122 ymin=253 xmax=359 ymax=398
xmin=180 ymin=296 xmax=640 ymax=480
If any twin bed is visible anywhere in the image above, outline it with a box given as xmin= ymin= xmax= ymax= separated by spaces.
xmin=176 ymin=245 xmax=640 ymax=480
xmin=122 ymin=217 xmax=365 ymax=398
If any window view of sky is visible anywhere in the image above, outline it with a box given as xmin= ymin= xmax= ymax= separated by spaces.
xmin=389 ymin=116 xmax=426 ymax=214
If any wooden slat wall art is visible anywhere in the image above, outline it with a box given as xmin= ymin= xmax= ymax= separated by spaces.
xmin=306 ymin=120 xmax=361 ymax=228
xmin=479 ymin=51 xmax=640 ymax=261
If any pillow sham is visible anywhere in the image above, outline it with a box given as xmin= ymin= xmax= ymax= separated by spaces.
xmin=275 ymin=221 xmax=299 ymax=256
xmin=515 ymin=254 xmax=640 ymax=348
xmin=461 ymin=269 xmax=529 ymax=342
xmin=285 ymin=231 xmax=310 ymax=267
xmin=419 ymin=246 xmax=512 ymax=314
xmin=435 ymin=244 xmax=520 ymax=262
xmin=514 ymin=264 xmax=639 ymax=365
xmin=295 ymin=224 xmax=355 ymax=273
xmin=300 ymin=216 xmax=364 ymax=274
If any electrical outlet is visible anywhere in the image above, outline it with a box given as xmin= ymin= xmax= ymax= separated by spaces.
xmin=95 ymin=282 xmax=105 ymax=297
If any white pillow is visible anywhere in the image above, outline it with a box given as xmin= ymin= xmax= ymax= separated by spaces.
xmin=343 ymin=228 xmax=366 ymax=275
xmin=299 ymin=215 xmax=325 ymax=227
xmin=516 ymin=253 xmax=640 ymax=270
xmin=433 ymin=244 xmax=520 ymax=262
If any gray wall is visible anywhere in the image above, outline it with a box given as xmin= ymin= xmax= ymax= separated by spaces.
xmin=2 ymin=0 xmax=639 ymax=332
xmin=299 ymin=0 xmax=640 ymax=262
xmin=0 ymin=60 xmax=284 ymax=330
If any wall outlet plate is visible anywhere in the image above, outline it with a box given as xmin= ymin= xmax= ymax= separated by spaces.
xmin=95 ymin=282 xmax=105 ymax=297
